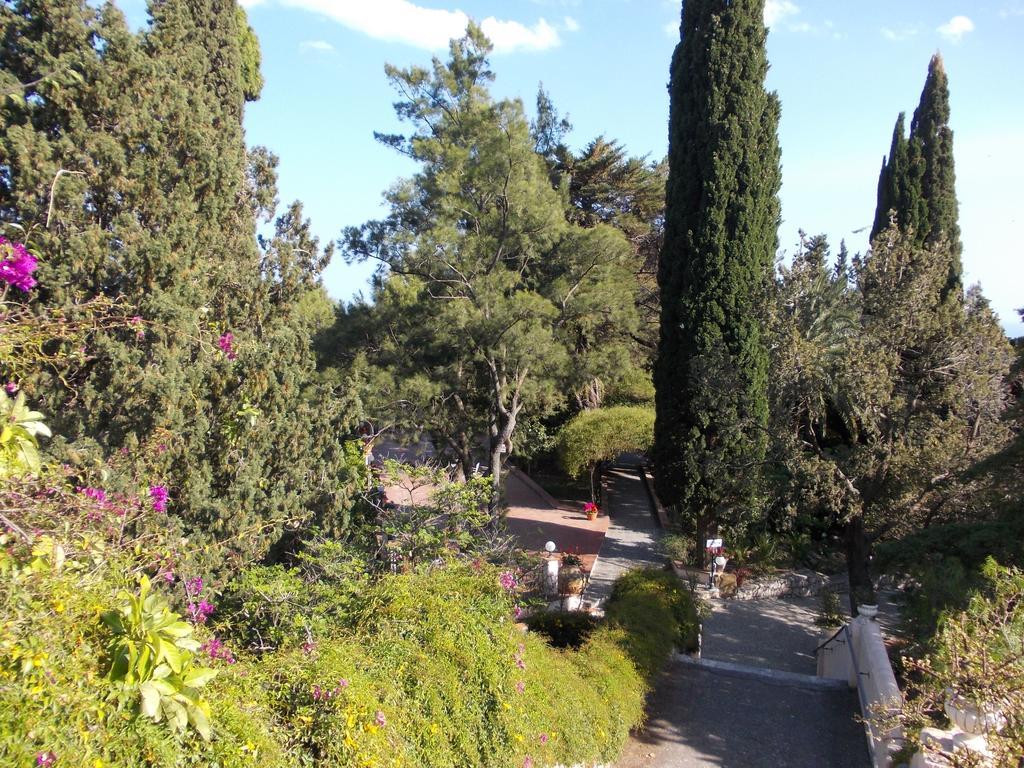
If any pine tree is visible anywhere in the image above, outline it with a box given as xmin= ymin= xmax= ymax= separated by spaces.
xmin=0 ymin=0 xmax=360 ymax=572
xmin=870 ymin=54 xmax=961 ymax=296
xmin=653 ymin=0 xmax=781 ymax=554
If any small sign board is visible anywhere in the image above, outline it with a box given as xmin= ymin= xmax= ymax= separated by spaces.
xmin=705 ymin=538 xmax=723 ymax=549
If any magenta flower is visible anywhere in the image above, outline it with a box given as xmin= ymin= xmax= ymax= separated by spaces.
xmin=129 ymin=315 xmax=145 ymax=340
xmin=499 ymin=571 xmax=517 ymax=591
xmin=375 ymin=710 xmax=386 ymax=727
xmin=149 ymin=484 xmax=169 ymax=513
xmin=77 ymin=486 xmax=107 ymax=504
xmin=513 ymin=605 xmax=524 ymax=620
xmin=338 ymin=678 xmax=349 ymax=688
xmin=301 ymin=641 xmax=317 ymax=655
xmin=0 ymin=238 xmax=38 ymax=292
xmin=35 ymin=752 xmax=56 ymax=767
xmin=188 ymin=600 xmax=214 ymax=624
xmin=523 ymin=758 xmax=533 ymax=768
xmin=539 ymin=733 xmax=548 ymax=744
xmin=186 ymin=577 xmax=203 ymax=596
xmin=217 ymin=332 xmax=237 ymax=360
xmin=202 ymin=637 xmax=235 ymax=664
xmin=4 ymin=382 xmax=17 ymax=394
xmin=515 ymin=680 xmax=525 ymax=694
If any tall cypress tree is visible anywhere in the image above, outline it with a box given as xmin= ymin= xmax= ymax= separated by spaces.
xmin=653 ymin=0 xmax=781 ymax=553
xmin=870 ymin=54 xmax=961 ymax=296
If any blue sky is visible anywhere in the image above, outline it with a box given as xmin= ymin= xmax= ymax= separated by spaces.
xmin=121 ymin=0 xmax=1024 ymax=335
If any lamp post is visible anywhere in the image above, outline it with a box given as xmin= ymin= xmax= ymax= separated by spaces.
xmin=544 ymin=541 xmax=558 ymax=596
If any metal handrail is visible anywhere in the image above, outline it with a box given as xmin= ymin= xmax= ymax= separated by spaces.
xmin=814 ymin=624 xmax=848 ymax=653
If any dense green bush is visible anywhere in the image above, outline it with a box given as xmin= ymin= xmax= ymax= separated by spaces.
xmin=603 ymin=567 xmax=704 ymax=678
xmin=876 ymin=520 xmax=1024 ymax=639
xmin=556 ymin=406 xmax=655 ymax=480
xmin=0 ymin=529 xmax=669 ymax=768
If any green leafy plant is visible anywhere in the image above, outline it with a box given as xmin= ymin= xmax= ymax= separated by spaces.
xmin=102 ymin=576 xmax=217 ymax=739
xmin=0 ymin=390 xmax=51 ymax=478
xmin=816 ymin=588 xmax=847 ymax=629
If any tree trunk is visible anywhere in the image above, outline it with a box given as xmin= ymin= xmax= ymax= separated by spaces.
xmin=589 ymin=462 xmax=601 ymax=505
xmin=845 ymin=514 xmax=875 ymax=615
xmin=694 ymin=512 xmax=712 ymax=569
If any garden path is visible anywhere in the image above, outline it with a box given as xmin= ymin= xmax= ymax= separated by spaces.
xmin=604 ymin=464 xmax=871 ymax=768
xmin=582 ymin=455 xmax=665 ymax=611
xmin=503 ymin=468 xmax=608 ymax=573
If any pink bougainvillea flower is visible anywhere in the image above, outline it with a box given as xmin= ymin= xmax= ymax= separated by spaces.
xmin=0 ymin=237 xmax=38 ymax=292
xmin=186 ymin=577 xmax=203 ymax=595
xmin=129 ymin=315 xmax=145 ymax=340
xmin=513 ymin=605 xmax=524 ymax=620
xmin=149 ymin=484 xmax=169 ymax=513
xmin=375 ymin=710 xmax=386 ymax=727
xmin=4 ymin=381 xmax=17 ymax=394
xmin=188 ymin=600 xmax=214 ymax=624
xmin=202 ymin=637 xmax=235 ymax=664
xmin=217 ymin=332 xmax=237 ymax=360
xmin=499 ymin=571 xmax=517 ymax=591
xmin=77 ymin=486 xmax=107 ymax=504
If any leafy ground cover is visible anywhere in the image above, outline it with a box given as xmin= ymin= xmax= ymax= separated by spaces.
xmin=0 ymin=464 xmax=700 ymax=767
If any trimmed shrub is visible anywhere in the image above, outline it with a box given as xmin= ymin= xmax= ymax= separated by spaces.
xmin=556 ymin=406 xmax=655 ymax=479
xmin=603 ymin=567 xmax=704 ymax=677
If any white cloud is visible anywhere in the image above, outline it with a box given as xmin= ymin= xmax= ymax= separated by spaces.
xmin=300 ymin=39 xmax=335 ymax=52
xmin=789 ymin=21 xmax=812 ymax=33
xmin=764 ymin=0 xmax=799 ymax=27
xmin=481 ymin=16 xmax=559 ymax=52
xmin=563 ymin=16 xmax=579 ymax=33
xmin=999 ymin=3 xmax=1024 ymax=18
xmin=276 ymin=0 xmax=564 ymax=53
xmin=881 ymin=26 xmax=917 ymax=42
xmin=663 ymin=19 xmax=678 ymax=39
xmin=937 ymin=15 xmax=974 ymax=42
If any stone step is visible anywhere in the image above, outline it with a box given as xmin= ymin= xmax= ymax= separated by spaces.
xmin=674 ymin=653 xmax=850 ymax=691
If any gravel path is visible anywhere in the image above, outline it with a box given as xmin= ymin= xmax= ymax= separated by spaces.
xmin=700 ymin=596 xmax=824 ymax=674
xmin=583 ymin=458 xmax=664 ymax=609
xmin=616 ymin=662 xmax=869 ymax=768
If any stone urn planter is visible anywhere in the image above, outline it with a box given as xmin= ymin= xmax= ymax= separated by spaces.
xmin=857 ymin=603 xmax=879 ymax=620
xmin=943 ymin=692 xmax=1007 ymax=735
xmin=560 ymin=566 xmax=586 ymax=596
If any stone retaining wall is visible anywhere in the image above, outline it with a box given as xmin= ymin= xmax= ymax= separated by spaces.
xmin=672 ymin=561 xmax=847 ymax=600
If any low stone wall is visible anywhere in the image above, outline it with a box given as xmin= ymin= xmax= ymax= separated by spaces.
xmin=672 ymin=561 xmax=846 ymax=600
xmin=735 ymin=569 xmax=845 ymax=600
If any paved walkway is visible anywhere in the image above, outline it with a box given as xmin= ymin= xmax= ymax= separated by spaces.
xmin=616 ymin=661 xmax=866 ymax=768
xmin=502 ymin=468 xmax=608 ymax=573
xmin=700 ymin=596 xmax=823 ymax=674
xmin=583 ymin=458 xmax=664 ymax=609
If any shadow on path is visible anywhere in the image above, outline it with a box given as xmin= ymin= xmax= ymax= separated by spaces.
xmin=616 ymin=662 xmax=869 ymax=768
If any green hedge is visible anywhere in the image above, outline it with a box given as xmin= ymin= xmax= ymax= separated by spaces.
xmin=603 ymin=567 xmax=703 ymax=678
xmin=556 ymin=406 xmax=655 ymax=478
